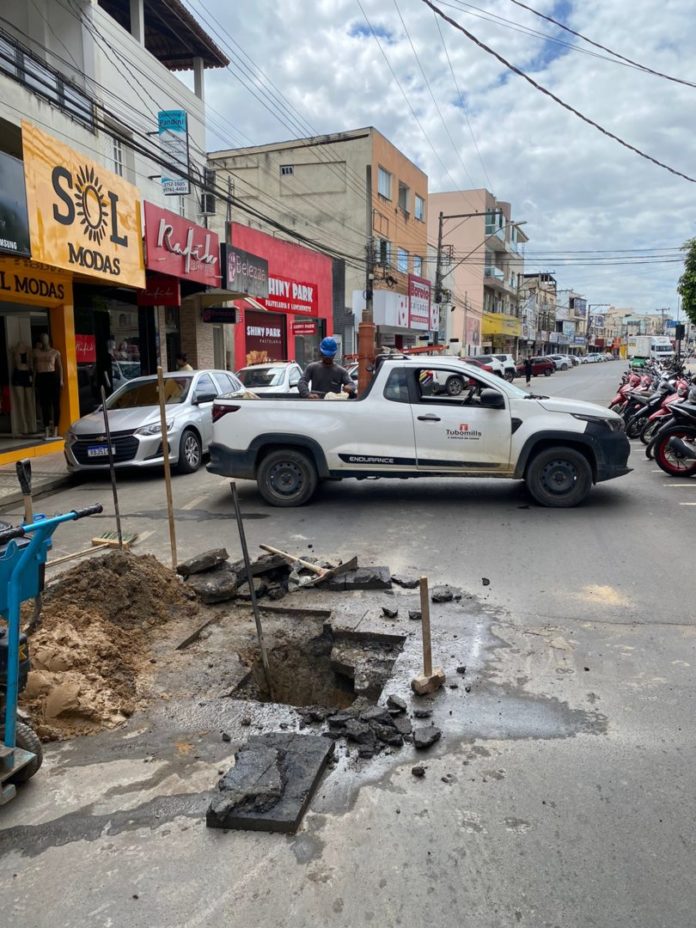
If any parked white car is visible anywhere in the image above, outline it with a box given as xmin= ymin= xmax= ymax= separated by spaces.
xmin=236 ymin=362 xmax=303 ymax=394
xmin=548 ymin=354 xmax=573 ymax=371
xmin=492 ymin=353 xmax=517 ymax=380
xmin=582 ymin=353 xmax=604 ymax=364
xmin=471 ymin=354 xmax=508 ymax=379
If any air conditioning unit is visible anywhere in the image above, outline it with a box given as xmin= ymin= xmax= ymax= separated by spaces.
xmin=200 ymin=167 xmax=216 ymax=215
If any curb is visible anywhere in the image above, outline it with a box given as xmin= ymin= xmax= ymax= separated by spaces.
xmin=0 ymin=475 xmax=71 ymax=512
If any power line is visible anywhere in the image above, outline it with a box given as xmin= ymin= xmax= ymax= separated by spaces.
xmin=507 ymin=0 xmax=696 ymax=90
xmin=423 ymin=0 xmax=696 ymax=184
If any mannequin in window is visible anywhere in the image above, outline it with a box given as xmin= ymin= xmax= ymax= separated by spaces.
xmin=33 ymin=333 xmax=63 ymax=439
xmin=11 ymin=341 xmax=36 ymax=436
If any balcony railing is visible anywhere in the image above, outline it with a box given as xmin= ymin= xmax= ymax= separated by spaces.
xmin=0 ymin=29 xmax=94 ymax=129
xmin=484 ymin=266 xmax=505 ymax=282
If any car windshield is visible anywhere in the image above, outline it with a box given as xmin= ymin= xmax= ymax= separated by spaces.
xmin=106 ymin=376 xmax=191 ymax=409
xmin=238 ymin=366 xmax=287 ymax=387
xmin=474 ymin=355 xmax=493 ymax=362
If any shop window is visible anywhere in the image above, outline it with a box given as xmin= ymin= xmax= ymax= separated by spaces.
xmin=378 ymin=166 xmax=392 ymax=200
xmin=397 ymin=248 xmax=409 ymax=273
xmin=415 ymin=194 xmax=425 ymax=221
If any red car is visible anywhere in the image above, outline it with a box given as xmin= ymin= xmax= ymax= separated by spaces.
xmin=516 ymin=356 xmax=555 ymax=377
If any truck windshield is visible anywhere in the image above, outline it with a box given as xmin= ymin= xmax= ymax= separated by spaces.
xmin=238 ymin=367 xmax=287 ymax=387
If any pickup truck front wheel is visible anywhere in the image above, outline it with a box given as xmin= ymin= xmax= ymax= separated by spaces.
xmin=257 ymin=449 xmax=318 ymax=507
xmin=525 ymin=446 xmax=592 ymax=507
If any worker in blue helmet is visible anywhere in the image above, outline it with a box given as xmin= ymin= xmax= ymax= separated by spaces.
xmin=298 ymin=337 xmax=356 ymax=398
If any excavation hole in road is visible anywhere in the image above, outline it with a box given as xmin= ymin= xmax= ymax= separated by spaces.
xmin=236 ymin=627 xmax=406 ymax=709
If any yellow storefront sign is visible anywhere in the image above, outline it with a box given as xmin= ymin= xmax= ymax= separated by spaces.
xmin=21 ymin=121 xmax=145 ymax=288
xmin=0 ymin=256 xmax=72 ymax=306
xmin=482 ymin=311 xmax=521 ymax=338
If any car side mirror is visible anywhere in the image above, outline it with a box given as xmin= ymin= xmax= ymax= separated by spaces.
xmin=194 ymin=392 xmax=217 ymax=405
xmin=479 ymin=389 xmax=505 ymax=409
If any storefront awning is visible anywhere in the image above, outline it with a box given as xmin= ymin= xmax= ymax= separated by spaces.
xmin=182 ymin=288 xmax=266 ymax=309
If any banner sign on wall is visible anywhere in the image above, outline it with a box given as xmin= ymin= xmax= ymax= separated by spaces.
xmin=143 ymin=202 xmax=218 ymax=286
xmin=76 ymin=333 xmax=96 ymax=363
xmin=221 ymin=244 xmax=268 ymax=298
xmin=408 ymin=274 xmax=432 ymax=331
xmin=0 ymin=256 xmax=71 ymax=307
xmin=201 ymin=306 xmax=239 ymax=324
xmin=21 ymin=121 xmax=144 ymax=288
xmin=245 ymin=309 xmax=286 ymax=364
xmin=260 ymin=275 xmax=320 ymax=315
xmin=562 ymin=321 xmax=575 ymax=338
xmin=136 ymin=271 xmax=181 ymax=307
xmin=158 ymin=110 xmax=190 ymax=195
xmin=0 ymin=152 xmax=30 ymax=257
xmin=292 ymin=320 xmax=317 ymax=335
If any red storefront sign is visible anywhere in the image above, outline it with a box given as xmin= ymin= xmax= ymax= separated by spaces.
xmin=136 ymin=271 xmax=181 ymax=306
xmin=143 ymin=202 xmax=219 ymax=286
xmin=408 ymin=274 xmax=432 ymax=330
xmin=76 ymin=334 xmax=96 ymax=363
xmin=292 ymin=320 xmax=317 ymax=335
xmin=259 ymin=275 xmax=319 ymax=315
xmin=245 ymin=310 xmax=287 ymax=365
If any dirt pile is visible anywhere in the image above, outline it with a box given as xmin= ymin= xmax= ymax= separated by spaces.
xmin=20 ymin=552 xmax=198 ymax=740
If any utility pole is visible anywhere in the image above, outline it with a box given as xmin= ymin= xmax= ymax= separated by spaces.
xmin=358 ymin=167 xmax=377 ymax=394
xmin=433 ymin=211 xmax=445 ymax=346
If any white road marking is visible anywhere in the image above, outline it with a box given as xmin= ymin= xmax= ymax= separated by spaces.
xmin=662 ymin=483 xmax=696 ymax=488
xmin=679 ymin=502 xmax=696 ymax=506
xmin=135 ymin=530 xmax=155 ymax=543
xmin=182 ymin=493 xmax=209 ymax=510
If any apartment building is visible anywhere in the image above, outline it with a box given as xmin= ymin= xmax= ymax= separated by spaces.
xmin=0 ymin=0 xmax=227 ymax=463
xmin=427 ymin=188 xmax=527 ymax=356
xmin=207 ymin=127 xmax=431 ymax=357
xmin=519 ymin=273 xmax=558 ymax=355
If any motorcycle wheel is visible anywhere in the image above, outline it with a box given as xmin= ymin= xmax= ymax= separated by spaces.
xmin=626 ymin=416 xmax=647 ymax=439
xmin=640 ymin=418 xmax=662 ymax=446
xmin=654 ymin=427 xmax=696 ymax=477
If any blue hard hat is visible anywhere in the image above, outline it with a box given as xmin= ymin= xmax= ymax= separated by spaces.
xmin=319 ymin=337 xmax=338 ymax=357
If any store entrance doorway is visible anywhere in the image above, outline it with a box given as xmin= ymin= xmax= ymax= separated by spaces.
xmin=0 ymin=303 xmax=51 ymax=449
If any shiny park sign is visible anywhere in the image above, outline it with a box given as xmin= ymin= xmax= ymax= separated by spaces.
xmin=21 ymin=121 xmax=144 ymax=288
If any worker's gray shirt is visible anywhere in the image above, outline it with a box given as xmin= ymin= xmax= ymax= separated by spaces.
xmin=298 ymin=361 xmax=354 ymax=397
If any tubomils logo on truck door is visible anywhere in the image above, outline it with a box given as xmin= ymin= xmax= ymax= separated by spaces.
xmin=446 ymin=423 xmax=482 ymax=440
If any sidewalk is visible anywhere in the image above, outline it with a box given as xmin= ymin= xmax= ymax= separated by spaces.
xmin=0 ymin=448 xmax=69 ymax=511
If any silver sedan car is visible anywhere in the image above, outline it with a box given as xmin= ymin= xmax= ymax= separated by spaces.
xmin=65 ymin=369 xmax=243 ymax=474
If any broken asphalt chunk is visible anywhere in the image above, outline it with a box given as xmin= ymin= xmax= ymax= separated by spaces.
xmin=186 ymin=565 xmax=239 ymax=604
xmin=411 ymin=765 xmax=426 ymax=778
xmin=413 ymin=708 xmax=432 ymax=719
xmin=413 ymin=726 xmax=442 ymax=750
xmin=325 ymin=567 xmax=392 ymax=592
xmin=408 ymin=610 xmax=422 ymax=622
xmin=392 ymin=574 xmax=420 ymax=589
xmin=381 ymin=606 xmax=398 ymax=619
xmin=386 ymin=694 xmax=408 ymax=714
xmin=206 ymin=733 xmax=334 ymax=834
xmin=431 ymin=585 xmax=462 ymax=603
xmin=176 ymin=548 xmax=229 ymax=578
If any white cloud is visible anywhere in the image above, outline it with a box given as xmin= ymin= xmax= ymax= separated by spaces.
xmin=193 ymin=0 xmax=696 ymax=312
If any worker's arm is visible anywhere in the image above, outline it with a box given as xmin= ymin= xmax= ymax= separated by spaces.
xmin=340 ymin=367 xmax=356 ymax=393
xmin=297 ymin=364 xmax=313 ymax=398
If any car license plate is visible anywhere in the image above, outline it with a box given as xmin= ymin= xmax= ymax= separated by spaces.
xmin=87 ymin=445 xmax=109 ymax=458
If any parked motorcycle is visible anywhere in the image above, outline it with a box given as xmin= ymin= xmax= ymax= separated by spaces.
xmin=651 ymin=400 xmax=696 ymax=477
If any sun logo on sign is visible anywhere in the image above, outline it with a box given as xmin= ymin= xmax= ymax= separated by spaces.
xmin=74 ymin=165 xmax=108 ymax=245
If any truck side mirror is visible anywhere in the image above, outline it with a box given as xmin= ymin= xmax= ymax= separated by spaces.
xmin=479 ymin=389 xmax=505 ymax=409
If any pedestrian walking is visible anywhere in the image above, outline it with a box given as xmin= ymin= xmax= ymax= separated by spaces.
xmin=524 ymin=356 xmax=533 ymax=386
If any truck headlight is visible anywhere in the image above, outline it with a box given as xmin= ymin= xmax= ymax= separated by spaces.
xmin=572 ymin=413 xmax=624 ymax=432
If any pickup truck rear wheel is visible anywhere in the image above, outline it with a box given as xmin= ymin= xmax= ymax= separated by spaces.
xmin=257 ymin=449 xmax=318 ymax=507
xmin=525 ymin=447 xmax=592 ymax=508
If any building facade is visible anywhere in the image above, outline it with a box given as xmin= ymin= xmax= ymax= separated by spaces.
xmin=0 ymin=0 xmax=228 ymax=462
xmin=207 ymin=127 xmax=431 ymax=356
xmin=427 ymin=189 xmax=527 ymax=356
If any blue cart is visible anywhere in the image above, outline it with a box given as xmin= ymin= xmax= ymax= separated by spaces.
xmin=0 ymin=504 xmax=102 ymax=805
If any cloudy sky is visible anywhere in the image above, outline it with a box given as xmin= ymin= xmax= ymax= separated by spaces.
xmin=184 ymin=0 xmax=694 ymax=315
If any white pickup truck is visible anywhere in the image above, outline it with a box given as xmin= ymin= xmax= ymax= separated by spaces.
xmin=208 ymin=357 xmax=631 ymax=508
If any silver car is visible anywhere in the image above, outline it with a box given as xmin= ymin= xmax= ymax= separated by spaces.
xmin=65 ymin=369 xmax=243 ymax=474
xmin=236 ymin=361 xmax=303 ymax=394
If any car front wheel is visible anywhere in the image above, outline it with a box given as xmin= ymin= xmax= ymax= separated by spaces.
xmin=176 ymin=428 xmax=202 ymax=474
xmin=257 ymin=448 xmax=318 ymax=506
xmin=526 ymin=447 xmax=593 ymax=507
xmin=543 ymin=368 xmax=552 ymax=377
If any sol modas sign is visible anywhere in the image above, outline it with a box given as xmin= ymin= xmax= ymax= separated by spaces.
xmin=21 ymin=121 xmax=144 ymax=288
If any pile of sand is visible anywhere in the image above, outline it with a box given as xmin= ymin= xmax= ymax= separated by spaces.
xmin=20 ymin=552 xmax=198 ymax=741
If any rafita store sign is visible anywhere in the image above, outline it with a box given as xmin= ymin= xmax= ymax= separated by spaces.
xmin=21 ymin=121 xmax=144 ymax=288
xmin=143 ymin=202 xmax=218 ymax=286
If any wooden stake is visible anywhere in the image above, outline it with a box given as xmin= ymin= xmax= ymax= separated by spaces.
xmin=420 ymin=576 xmax=433 ymax=677
xmin=157 ymin=366 xmax=177 ymax=570
xmin=100 ymin=386 xmax=123 ymax=549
